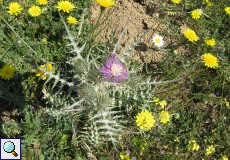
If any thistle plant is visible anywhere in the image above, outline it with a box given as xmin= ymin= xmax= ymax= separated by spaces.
xmin=1 ymin=1 xmax=181 ymax=151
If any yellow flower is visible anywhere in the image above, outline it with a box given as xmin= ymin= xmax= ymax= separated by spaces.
xmin=7 ymin=2 xmax=23 ymax=15
xmin=173 ymin=50 xmax=179 ymax=55
xmin=202 ymin=53 xmax=219 ymax=68
xmin=224 ymin=99 xmax=229 ymax=108
xmin=136 ymin=110 xmax=155 ymax=131
xmin=191 ymin=9 xmax=202 ymax=19
xmin=159 ymin=100 xmax=167 ymax=109
xmin=35 ymin=63 xmax=54 ymax=80
xmin=42 ymin=37 xmax=48 ymax=44
xmin=206 ymin=145 xmax=215 ymax=155
xmin=28 ymin=6 xmax=42 ymax=17
xmin=159 ymin=111 xmax=170 ymax=124
xmin=167 ymin=11 xmax=176 ymax=15
xmin=67 ymin=16 xmax=78 ymax=25
xmin=225 ymin=7 xmax=230 ymax=15
xmin=120 ymin=152 xmax=130 ymax=160
xmin=188 ymin=140 xmax=200 ymax=151
xmin=183 ymin=28 xmax=199 ymax=42
xmin=95 ymin=0 xmax=115 ymax=8
xmin=37 ymin=0 xmax=48 ymax=5
xmin=171 ymin=0 xmax=181 ymax=4
xmin=153 ymin=97 xmax=167 ymax=109
xmin=221 ymin=155 xmax=229 ymax=160
xmin=0 ymin=65 xmax=15 ymax=80
xmin=153 ymin=97 xmax=160 ymax=103
xmin=205 ymin=38 xmax=216 ymax=47
xmin=205 ymin=0 xmax=212 ymax=6
xmin=56 ymin=1 xmax=75 ymax=13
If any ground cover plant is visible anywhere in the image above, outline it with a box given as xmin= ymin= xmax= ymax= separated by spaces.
xmin=0 ymin=0 xmax=229 ymax=159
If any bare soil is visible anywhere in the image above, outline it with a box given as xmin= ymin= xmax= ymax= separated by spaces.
xmin=90 ymin=0 xmax=169 ymax=63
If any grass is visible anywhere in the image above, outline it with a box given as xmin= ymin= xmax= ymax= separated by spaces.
xmin=0 ymin=0 xmax=229 ymax=159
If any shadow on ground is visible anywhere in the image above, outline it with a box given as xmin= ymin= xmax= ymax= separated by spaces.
xmin=0 ymin=61 xmax=26 ymax=138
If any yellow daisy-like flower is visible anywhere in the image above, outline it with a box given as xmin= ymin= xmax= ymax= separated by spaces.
xmin=136 ymin=110 xmax=155 ymax=131
xmin=205 ymin=38 xmax=216 ymax=47
xmin=67 ymin=16 xmax=78 ymax=25
xmin=191 ymin=9 xmax=202 ymax=19
xmin=7 ymin=2 xmax=23 ymax=16
xmin=188 ymin=140 xmax=200 ymax=151
xmin=202 ymin=53 xmax=219 ymax=69
xmin=28 ymin=6 xmax=42 ymax=17
xmin=95 ymin=0 xmax=115 ymax=8
xmin=183 ymin=28 xmax=199 ymax=42
xmin=171 ymin=0 xmax=182 ymax=4
xmin=35 ymin=63 xmax=54 ymax=80
xmin=37 ymin=0 xmax=48 ymax=5
xmin=206 ymin=145 xmax=215 ymax=156
xmin=225 ymin=7 xmax=230 ymax=15
xmin=159 ymin=111 xmax=170 ymax=124
xmin=221 ymin=155 xmax=229 ymax=160
xmin=0 ymin=65 xmax=15 ymax=80
xmin=56 ymin=1 xmax=75 ymax=13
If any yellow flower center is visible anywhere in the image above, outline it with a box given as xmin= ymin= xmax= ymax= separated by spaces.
xmin=155 ymin=38 xmax=161 ymax=44
xmin=4 ymin=70 xmax=10 ymax=74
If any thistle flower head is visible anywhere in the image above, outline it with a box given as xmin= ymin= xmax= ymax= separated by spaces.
xmin=100 ymin=54 xmax=128 ymax=83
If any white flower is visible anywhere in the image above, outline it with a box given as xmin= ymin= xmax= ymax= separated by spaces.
xmin=152 ymin=34 xmax=164 ymax=48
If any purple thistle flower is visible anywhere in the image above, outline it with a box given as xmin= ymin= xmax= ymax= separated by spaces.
xmin=100 ymin=53 xmax=128 ymax=83
xmin=160 ymin=150 xmax=165 ymax=154
xmin=131 ymin=157 xmax=137 ymax=160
